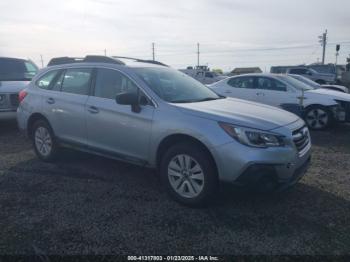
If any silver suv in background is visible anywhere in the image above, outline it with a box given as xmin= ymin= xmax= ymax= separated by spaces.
xmin=286 ymin=67 xmax=336 ymax=84
xmin=0 ymin=57 xmax=38 ymax=120
xmin=17 ymin=56 xmax=311 ymax=206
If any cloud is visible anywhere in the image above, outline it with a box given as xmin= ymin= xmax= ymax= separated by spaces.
xmin=0 ymin=0 xmax=349 ymax=70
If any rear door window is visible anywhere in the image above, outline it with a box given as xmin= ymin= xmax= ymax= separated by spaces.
xmin=256 ymin=77 xmax=287 ymax=91
xmin=61 ymin=68 xmax=92 ymax=95
xmin=94 ymin=68 xmax=138 ymax=99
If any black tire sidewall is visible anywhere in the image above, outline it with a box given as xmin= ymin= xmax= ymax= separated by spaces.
xmin=304 ymin=105 xmax=332 ymax=130
xmin=160 ymin=142 xmax=218 ymax=207
xmin=32 ymin=120 xmax=58 ymax=162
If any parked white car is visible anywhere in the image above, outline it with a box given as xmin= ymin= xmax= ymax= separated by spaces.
xmin=180 ymin=68 xmax=227 ymax=85
xmin=209 ymin=73 xmax=350 ymax=130
xmin=288 ymin=74 xmax=349 ymax=93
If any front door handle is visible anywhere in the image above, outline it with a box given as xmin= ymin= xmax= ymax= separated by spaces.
xmin=47 ymin=98 xmax=55 ymax=104
xmin=87 ymin=106 xmax=99 ymax=114
xmin=225 ymin=90 xmax=232 ymax=94
xmin=256 ymin=92 xmax=265 ymax=96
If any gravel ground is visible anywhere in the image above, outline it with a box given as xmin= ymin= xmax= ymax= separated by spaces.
xmin=0 ymin=121 xmax=349 ymax=255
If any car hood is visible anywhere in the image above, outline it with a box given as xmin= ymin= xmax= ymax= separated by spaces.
xmin=0 ymin=81 xmax=30 ymax=93
xmin=306 ymin=88 xmax=350 ymax=102
xmin=321 ymin=85 xmax=349 ymax=93
xmin=173 ymin=97 xmax=300 ymax=131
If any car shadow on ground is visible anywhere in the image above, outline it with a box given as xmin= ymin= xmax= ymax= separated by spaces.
xmin=1 ymin=155 xmax=350 ymax=254
xmin=0 ymin=120 xmax=18 ymax=134
xmin=309 ymin=123 xmax=350 ymax=149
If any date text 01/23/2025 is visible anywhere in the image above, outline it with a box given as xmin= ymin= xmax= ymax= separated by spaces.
xmin=127 ymin=256 xmax=219 ymax=261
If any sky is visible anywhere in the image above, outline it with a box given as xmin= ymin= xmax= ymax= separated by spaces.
xmin=1 ymin=0 xmax=350 ymax=72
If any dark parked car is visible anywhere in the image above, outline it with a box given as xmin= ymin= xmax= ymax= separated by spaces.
xmin=0 ymin=57 xmax=38 ymax=120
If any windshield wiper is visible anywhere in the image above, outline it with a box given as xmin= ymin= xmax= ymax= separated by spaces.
xmin=170 ymin=97 xmax=223 ymax=103
xmin=195 ymin=97 xmax=223 ymax=102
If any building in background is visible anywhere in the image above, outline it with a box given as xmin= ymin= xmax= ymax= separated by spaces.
xmin=229 ymin=67 xmax=262 ymax=76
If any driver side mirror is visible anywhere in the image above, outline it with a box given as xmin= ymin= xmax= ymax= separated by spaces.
xmin=116 ymin=92 xmax=141 ymax=113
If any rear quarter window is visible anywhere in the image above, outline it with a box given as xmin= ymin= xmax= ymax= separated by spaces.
xmin=36 ymin=70 xmax=60 ymax=90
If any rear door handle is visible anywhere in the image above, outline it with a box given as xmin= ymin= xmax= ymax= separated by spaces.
xmin=225 ymin=90 xmax=232 ymax=94
xmin=256 ymin=92 xmax=265 ymax=96
xmin=47 ymin=98 xmax=55 ymax=104
xmin=87 ymin=106 xmax=99 ymax=114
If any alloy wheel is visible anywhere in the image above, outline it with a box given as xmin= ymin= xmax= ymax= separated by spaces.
xmin=34 ymin=126 xmax=53 ymax=157
xmin=306 ymin=108 xmax=328 ymax=129
xmin=167 ymin=154 xmax=205 ymax=198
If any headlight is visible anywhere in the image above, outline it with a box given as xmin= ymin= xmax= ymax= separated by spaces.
xmin=219 ymin=122 xmax=285 ymax=148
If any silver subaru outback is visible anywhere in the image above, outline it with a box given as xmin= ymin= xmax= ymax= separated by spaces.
xmin=17 ymin=56 xmax=311 ymax=206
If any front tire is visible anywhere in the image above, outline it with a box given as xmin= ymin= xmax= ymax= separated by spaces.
xmin=304 ymin=106 xmax=332 ymax=130
xmin=31 ymin=120 xmax=59 ymax=162
xmin=160 ymin=142 xmax=218 ymax=207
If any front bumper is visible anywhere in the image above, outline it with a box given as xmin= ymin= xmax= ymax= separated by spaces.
xmin=211 ymin=135 xmax=311 ymax=190
xmin=334 ymin=101 xmax=350 ymax=122
xmin=234 ymin=156 xmax=311 ymax=191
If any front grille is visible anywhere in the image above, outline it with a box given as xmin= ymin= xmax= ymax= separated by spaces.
xmin=292 ymin=126 xmax=310 ymax=156
xmin=10 ymin=94 xmax=19 ymax=107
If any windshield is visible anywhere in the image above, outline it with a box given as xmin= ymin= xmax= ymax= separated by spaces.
xmin=0 ymin=58 xmax=38 ymax=81
xmin=134 ymin=67 xmax=222 ymax=103
xmin=276 ymin=75 xmax=316 ymax=91
xmin=288 ymin=74 xmax=320 ymax=88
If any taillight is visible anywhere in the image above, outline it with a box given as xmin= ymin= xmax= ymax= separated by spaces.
xmin=18 ymin=90 xmax=28 ymax=103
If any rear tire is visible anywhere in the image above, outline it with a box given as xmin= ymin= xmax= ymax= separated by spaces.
xmin=31 ymin=120 xmax=59 ymax=162
xmin=160 ymin=142 xmax=218 ymax=207
xmin=304 ymin=105 xmax=332 ymax=130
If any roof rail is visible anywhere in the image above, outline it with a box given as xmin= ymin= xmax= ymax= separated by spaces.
xmin=47 ymin=55 xmax=125 ymax=66
xmin=112 ymin=56 xmax=168 ymax=67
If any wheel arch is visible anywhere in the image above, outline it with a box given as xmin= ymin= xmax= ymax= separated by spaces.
xmin=304 ymin=103 xmax=335 ymax=111
xmin=155 ymin=134 xmax=218 ymax=173
xmin=27 ymin=113 xmax=53 ymax=138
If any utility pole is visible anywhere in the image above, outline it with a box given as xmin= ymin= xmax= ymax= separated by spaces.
xmin=197 ymin=43 xmax=200 ymax=67
xmin=40 ymin=54 xmax=44 ymax=68
xmin=318 ymin=29 xmax=327 ymax=64
xmin=152 ymin=43 xmax=155 ymax=61
xmin=104 ymin=49 xmax=107 ymax=56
